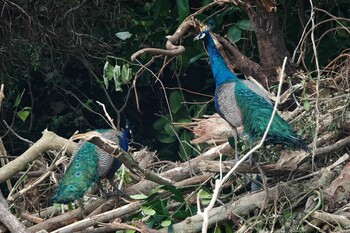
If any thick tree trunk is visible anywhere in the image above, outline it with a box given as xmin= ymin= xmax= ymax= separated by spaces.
xmin=246 ymin=4 xmax=294 ymax=77
xmin=219 ymin=2 xmax=297 ymax=86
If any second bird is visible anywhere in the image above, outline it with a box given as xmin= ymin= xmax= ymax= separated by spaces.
xmin=52 ymin=127 xmax=130 ymax=204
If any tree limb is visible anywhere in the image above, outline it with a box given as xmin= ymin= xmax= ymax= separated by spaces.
xmin=0 ymin=130 xmax=76 ymax=184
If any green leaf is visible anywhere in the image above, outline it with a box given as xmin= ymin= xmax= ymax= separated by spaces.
xmin=159 ymin=185 xmax=184 ymax=202
xmin=113 ymin=64 xmax=122 ymax=91
xmin=193 ymin=104 xmax=207 ymax=118
xmin=224 ymin=222 xmax=234 ymax=233
xmin=214 ymin=225 xmax=222 ymax=233
xmin=336 ymin=20 xmax=349 ymax=38
xmin=125 ymin=230 xmax=136 ymax=233
xmin=14 ymin=93 xmax=21 ymax=107
xmin=236 ymin=19 xmax=254 ymax=31
xmin=158 ymin=134 xmax=177 ymax=144
xmin=161 ymin=220 xmax=172 ymax=227
xmin=141 ymin=206 xmax=156 ymax=216
xmin=115 ymin=31 xmax=132 ymax=40
xmin=17 ymin=107 xmax=31 ymax=122
xmin=199 ymin=189 xmax=212 ymax=199
xmin=337 ymin=28 xmax=349 ymax=37
xmin=121 ymin=63 xmax=132 ymax=83
xmin=179 ymin=130 xmax=193 ymax=160
xmin=169 ymin=91 xmax=182 ymax=114
xmin=176 ymin=0 xmax=189 ymax=22
xmin=199 ymin=189 xmax=212 ymax=205
xmin=130 ymin=194 xmax=148 ymax=200
xmin=172 ymin=210 xmax=192 ymax=218
xmin=153 ymin=117 xmax=169 ymax=131
xmin=303 ymin=100 xmax=310 ymax=111
xmin=189 ymin=52 xmax=206 ymax=64
xmin=103 ymin=61 xmax=113 ymax=89
xmin=164 ymin=123 xmax=174 ymax=135
xmin=227 ymin=26 xmax=242 ymax=43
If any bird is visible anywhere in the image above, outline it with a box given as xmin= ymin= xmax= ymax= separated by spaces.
xmin=52 ymin=126 xmax=131 ymax=204
xmin=193 ymin=28 xmax=309 ymax=157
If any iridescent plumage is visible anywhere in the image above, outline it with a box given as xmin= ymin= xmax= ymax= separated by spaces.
xmin=52 ymin=127 xmax=130 ymax=204
xmin=194 ymin=29 xmax=309 ymax=152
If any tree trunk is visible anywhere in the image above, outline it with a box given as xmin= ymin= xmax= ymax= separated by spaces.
xmin=220 ymin=1 xmax=298 ymax=86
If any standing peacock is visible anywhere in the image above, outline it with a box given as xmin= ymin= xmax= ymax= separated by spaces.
xmin=194 ymin=28 xmax=309 ymax=155
xmin=52 ymin=126 xmax=130 ymax=204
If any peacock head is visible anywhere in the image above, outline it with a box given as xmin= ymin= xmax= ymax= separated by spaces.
xmin=193 ymin=20 xmax=215 ymax=41
xmin=193 ymin=30 xmax=209 ymax=41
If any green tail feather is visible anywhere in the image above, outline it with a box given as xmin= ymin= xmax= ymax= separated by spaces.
xmin=235 ymin=81 xmax=309 ymax=152
xmin=52 ymin=142 xmax=99 ymax=204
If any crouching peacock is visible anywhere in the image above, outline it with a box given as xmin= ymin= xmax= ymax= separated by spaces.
xmin=52 ymin=126 xmax=130 ymax=204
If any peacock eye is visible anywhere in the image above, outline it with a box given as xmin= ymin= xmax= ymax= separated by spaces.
xmin=76 ymin=172 xmax=80 ymax=176
xmin=198 ymin=33 xmax=206 ymax=39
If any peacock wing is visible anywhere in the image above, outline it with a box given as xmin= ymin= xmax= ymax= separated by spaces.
xmin=216 ymin=82 xmax=242 ymax=128
xmin=95 ymin=129 xmax=122 ymax=179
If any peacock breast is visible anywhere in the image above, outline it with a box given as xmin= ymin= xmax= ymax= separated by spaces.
xmin=215 ymin=82 xmax=242 ymax=128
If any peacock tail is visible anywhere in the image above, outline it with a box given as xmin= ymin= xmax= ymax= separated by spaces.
xmin=52 ymin=128 xmax=130 ymax=204
xmin=52 ymin=141 xmax=99 ymax=204
xmin=234 ymin=81 xmax=309 ymax=151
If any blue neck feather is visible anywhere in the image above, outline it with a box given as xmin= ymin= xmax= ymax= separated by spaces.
xmin=119 ymin=127 xmax=130 ymax=151
xmin=203 ymin=31 xmax=238 ymax=86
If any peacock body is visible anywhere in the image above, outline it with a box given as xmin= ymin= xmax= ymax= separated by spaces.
xmin=194 ymin=29 xmax=309 ymax=152
xmin=52 ymin=128 xmax=130 ymax=204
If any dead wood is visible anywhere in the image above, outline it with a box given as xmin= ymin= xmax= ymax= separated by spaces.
xmin=0 ymin=191 xmax=27 ymax=233
xmin=158 ymin=182 xmax=302 ymax=233
xmin=0 ymin=130 xmax=76 ymax=184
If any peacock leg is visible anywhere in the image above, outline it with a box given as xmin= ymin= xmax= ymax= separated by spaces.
xmin=106 ymin=176 xmax=126 ymax=199
xmin=249 ymin=141 xmax=254 ymax=165
xmin=96 ymin=180 xmax=108 ymax=198
xmin=77 ymin=199 xmax=88 ymax=218
xmin=232 ymin=128 xmax=239 ymax=161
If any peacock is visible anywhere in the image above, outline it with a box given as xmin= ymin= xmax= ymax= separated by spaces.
xmin=194 ymin=28 xmax=309 ymax=157
xmin=52 ymin=126 xmax=130 ymax=204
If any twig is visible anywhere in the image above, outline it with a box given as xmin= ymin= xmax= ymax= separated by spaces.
xmin=315 ymin=136 xmax=350 ymax=156
xmin=96 ymin=101 xmax=117 ymax=129
xmin=309 ymin=0 xmax=321 ymax=170
xmin=295 ymin=153 xmax=349 ymax=182
xmin=311 ymin=211 xmax=350 ymax=229
xmin=297 ymin=190 xmax=323 ymax=229
xmin=3 ymin=120 xmax=34 ymax=145
xmin=130 ymin=19 xmax=194 ymax=61
xmin=50 ymin=202 xmax=142 ymax=233
xmin=0 ymin=84 xmax=4 ymax=108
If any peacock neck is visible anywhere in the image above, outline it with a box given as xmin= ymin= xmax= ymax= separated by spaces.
xmin=204 ymin=33 xmax=238 ymax=86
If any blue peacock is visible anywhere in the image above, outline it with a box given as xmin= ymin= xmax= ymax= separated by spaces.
xmin=194 ymin=28 xmax=309 ymax=155
xmin=52 ymin=126 xmax=130 ymax=204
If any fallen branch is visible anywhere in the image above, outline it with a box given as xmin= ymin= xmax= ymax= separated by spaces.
xmin=159 ymin=182 xmax=303 ymax=233
xmin=0 ymin=191 xmax=27 ymax=233
xmin=27 ymin=142 xmax=230 ymax=232
xmin=0 ymin=130 xmax=76 ymax=184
